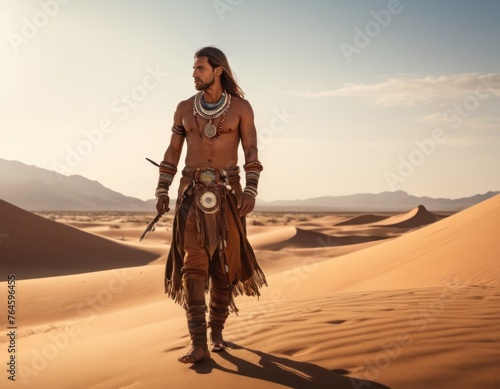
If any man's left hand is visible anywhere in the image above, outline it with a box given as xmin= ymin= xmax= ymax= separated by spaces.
xmin=237 ymin=193 xmax=255 ymax=217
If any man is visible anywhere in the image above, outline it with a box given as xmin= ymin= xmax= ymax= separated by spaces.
xmin=154 ymin=46 xmax=267 ymax=364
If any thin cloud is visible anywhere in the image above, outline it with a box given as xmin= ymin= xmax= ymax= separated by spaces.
xmin=420 ymin=114 xmax=500 ymax=134
xmin=292 ymin=73 xmax=500 ymax=107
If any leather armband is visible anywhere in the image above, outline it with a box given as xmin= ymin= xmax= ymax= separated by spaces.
xmin=155 ymin=161 xmax=177 ymax=197
xmin=171 ymin=123 xmax=186 ymax=137
xmin=243 ymin=160 xmax=263 ymax=198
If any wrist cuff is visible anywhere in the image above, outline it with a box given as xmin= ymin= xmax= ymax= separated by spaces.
xmin=156 ymin=161 xmax=177 ymax=197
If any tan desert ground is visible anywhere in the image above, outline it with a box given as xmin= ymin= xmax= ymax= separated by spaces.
xmin=1 ymin=195 xmax=499 ymax=388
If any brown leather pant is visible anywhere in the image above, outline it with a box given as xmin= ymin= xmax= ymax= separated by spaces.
xmin=181 ymin=203 xmax=234 ymax=342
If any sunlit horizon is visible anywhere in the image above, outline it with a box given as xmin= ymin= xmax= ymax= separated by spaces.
xmin=1 ymin=0 xmax=500 ymax=202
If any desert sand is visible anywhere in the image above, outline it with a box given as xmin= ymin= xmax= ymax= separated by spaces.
xmin=1 ymin=197 xmax=499 ymax=388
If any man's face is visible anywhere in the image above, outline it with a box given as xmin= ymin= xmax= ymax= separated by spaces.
xmin=192 ymin=56 xmax=216 ymax=91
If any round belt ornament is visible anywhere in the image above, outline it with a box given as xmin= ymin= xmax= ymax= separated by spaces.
xmin=199 ymin=170 xmax=216 ymax=184
xmin=199 ymin=191 xmax=219 ymax=213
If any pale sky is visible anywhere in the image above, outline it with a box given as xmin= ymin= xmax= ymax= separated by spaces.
xmin=1 ymin=0 xmax=499 ymax=201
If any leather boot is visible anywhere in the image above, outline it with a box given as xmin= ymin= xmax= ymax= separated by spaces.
xmin=178 ymin=277 xmax=210 ymax=363
xmin=208 ymin=288 xmax=230 ymax=352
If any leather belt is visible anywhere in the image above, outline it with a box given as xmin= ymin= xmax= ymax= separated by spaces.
xmin=182 ymin=166 xmax=240 ymax=184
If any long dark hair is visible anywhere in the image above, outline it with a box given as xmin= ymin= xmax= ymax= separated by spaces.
xmin=194 ymin=46 xmax=244 ymax=98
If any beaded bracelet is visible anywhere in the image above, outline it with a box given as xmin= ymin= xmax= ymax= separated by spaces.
xmin=156 ymin=161 xmax=177 ymax=197
xmin=243 ymin=160 xmax=263 ymax=198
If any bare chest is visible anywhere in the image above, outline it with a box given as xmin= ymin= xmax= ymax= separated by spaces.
xmin=183 ymin=106 xmax=240 ymax=138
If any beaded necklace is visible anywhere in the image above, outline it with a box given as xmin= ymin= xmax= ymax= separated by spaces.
xmin=193 ymin=91 xmax=231 ymax=141
xmin=194 ymin=112 xmax=226 ymax=144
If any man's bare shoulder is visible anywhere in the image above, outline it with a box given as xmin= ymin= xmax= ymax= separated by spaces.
xmin=172 ymin=95 xmax=195 ymax=123
xmin=230 ymin=95 xmax=253 ymax=114
xmin=176 ymin=95 xmax=196 ymax=111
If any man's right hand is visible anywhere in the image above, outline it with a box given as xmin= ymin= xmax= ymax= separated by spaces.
xmin=156 ymin=195 xmax=170 ymax=214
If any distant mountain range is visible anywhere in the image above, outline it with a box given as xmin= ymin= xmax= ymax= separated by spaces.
xmin=257 ymin=191 xmax=500 ymax=212
xmin=0 ymin=158 xmax=155 ymax=212
xmin=1 ymin=158 xmax=498 ymax=212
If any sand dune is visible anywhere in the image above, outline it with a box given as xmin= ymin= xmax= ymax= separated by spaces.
xmin=374 ymin=204 xmax=444 ymax=228
xmin=0 ymin=200 xmax=158 ymax=280
xmin=335 ymin=205 xmax=443 ymax=228
xmin=1 ymin=196 xmax=499 ymax=388
xmin=262 ymin=227 xmax=392 ymax=251
xmin=264 ymin=195 xmax=500 ymax=300
xmin=229 ymin=284 xmax=500 ymax=389
xmin=335 ymin=214 xmax=388 ymax=226
xmin=295 ymin=214 xmax=348 ymax=226
xmin=246 ymin=225 xmax=297 ymax=250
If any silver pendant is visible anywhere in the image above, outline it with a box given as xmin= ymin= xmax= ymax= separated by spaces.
xmin=204 ymin=122 xmax=217 ymax=138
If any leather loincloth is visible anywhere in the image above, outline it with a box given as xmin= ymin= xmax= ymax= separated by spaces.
xmin=164 ymin=166 xmax=267 ymax=311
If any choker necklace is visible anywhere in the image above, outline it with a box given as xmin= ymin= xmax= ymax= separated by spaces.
xmin=201 ymin=92 xmax=225 ymax=110
xmin=193 ymin=91 xmax=231 ymax=139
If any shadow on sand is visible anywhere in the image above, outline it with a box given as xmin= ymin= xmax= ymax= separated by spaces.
xmin=190 ymin=343 xmax=390 ymax=389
